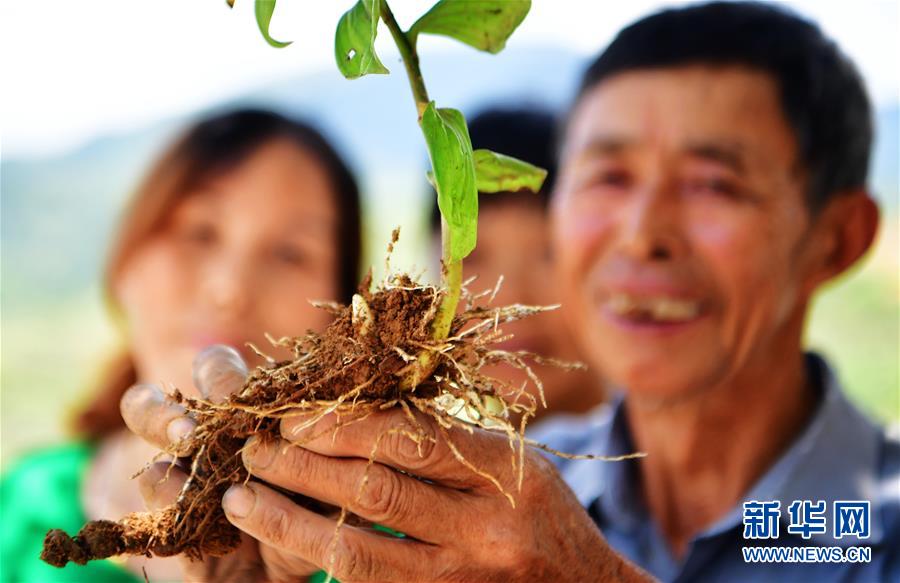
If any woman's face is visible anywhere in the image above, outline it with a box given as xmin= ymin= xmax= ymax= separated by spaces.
xmin=115 ymin=138 xmax=341 ymax=396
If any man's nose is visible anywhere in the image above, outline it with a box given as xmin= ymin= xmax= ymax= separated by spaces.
xmin=618 ymin=180 xmax=686 ymax=262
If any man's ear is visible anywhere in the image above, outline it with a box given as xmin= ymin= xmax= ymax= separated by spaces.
xmin=803 ymin=191 xmax=880 ymax=291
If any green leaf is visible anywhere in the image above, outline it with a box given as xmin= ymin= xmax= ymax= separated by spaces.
xmin=255 ymin=0 xmax=291 ymax=48
xmin=473 ymin=149 xmax=547 ymax=193
xmin=422 ymin=102 xmax=478 ymax=262
xmin=410 ymin=0 xmax=531 ymax=54
xmin=335 ymin=0 xmax=389 ymax=79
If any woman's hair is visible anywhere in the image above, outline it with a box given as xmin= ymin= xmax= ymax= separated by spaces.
xmin=72 ymin=108 xmax=362 ymax=441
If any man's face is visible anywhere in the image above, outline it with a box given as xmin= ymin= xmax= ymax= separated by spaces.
xmin=552 ymin=65 xmax=816 ymax=402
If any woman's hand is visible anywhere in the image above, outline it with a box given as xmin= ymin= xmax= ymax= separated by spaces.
xmin=120 ymin=345 xmax=320 ymax=582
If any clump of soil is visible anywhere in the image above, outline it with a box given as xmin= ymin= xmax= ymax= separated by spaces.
xmin=41 ymin=264 xmax=579 ymax=569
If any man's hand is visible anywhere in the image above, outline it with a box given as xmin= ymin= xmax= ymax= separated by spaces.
xmin=120 ymin=345 xmax=320 ymax=583
xmin=229 ymin=403 xmax=651 ymax=582
xmin=121 ymin=344 xmax=651 ymax=582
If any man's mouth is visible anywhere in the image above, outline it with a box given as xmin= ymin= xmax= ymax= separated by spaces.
xmin=605 ymin=292 xmax=702 ymax=324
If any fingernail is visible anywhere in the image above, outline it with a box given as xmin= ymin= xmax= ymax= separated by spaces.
xmin=139 ymin=463 xmax=170 ymax=510
xmin=193 ymin=345 xmax=248 ymax=404
xmin=122 ymin=383 xmax=164 ymax=410
xmin=138 ymin=474 xmax=158 ymax=508
xmin=223 ymin=484 xmax=256 ymax=519
xmin=166 ymin=416 xmax=196 ymax=447
xmin=243 ymin=436 xmax=277 ymax=471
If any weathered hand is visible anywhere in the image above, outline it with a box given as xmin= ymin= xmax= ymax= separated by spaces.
xmin=120 ymin=345 xmax=320 ymax=582
xmin=227 ymin=405 xmax=654 ymax=582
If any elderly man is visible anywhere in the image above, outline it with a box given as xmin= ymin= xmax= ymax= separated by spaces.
xmin=123 ymin=2 xmax=897 ymax=581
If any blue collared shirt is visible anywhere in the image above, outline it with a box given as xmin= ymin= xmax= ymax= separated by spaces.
xmin=530 ymin=354 xmax=899 ymax=582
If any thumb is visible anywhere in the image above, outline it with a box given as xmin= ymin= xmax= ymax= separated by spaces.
xmin=193 ymin=345 xmax=249 ymax=404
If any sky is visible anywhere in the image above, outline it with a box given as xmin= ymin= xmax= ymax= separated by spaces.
xmin=2 ymin=0 xmax=898 ymax=158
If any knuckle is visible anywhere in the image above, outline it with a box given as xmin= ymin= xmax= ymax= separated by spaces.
xmin=474 ymin=516 xmax=530 ymax=572
xmin=532 ymin=449 xmax=557 ymax=475
xmin=483 ymin=522 xmax=514 ymax=557
xmin=354 ymin=466 xmax=405 ymax=523
xmin=482 ymin=533 xmax=526 ymax=577
xmin=282 ymin=445 xmax=316 ymax=483
xmin=521 ymin=451 xmax=556 ymax=497
xmin=257 ymin=506 xmax=293 ymax=548
xmin=387 ymin=419 xmax=438 ymax=471
xmin=332 ymin=536 xmax=376 ymax=582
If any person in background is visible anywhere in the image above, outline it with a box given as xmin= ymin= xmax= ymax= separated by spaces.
xmin=0 ymin=109 xmax=362 ymax=582
xmin=429 ymin=107 xmax=605 ymax=420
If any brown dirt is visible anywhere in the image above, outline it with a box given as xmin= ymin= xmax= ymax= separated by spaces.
xmin=40 ymin=271 xmax=573 ymax=569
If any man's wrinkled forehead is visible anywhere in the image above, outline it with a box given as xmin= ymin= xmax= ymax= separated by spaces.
xmin=559 ymin=66 xmax=798 ymax=171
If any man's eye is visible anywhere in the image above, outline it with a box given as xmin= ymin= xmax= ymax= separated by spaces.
xmin=597 ymin=169 xmax=631 ymax=188
xmin=685 ymin=176 xmax=739 ymax=197
xmin=574 ymin=168 xmax=631 ymax=193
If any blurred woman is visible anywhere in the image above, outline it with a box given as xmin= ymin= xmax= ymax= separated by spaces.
xmin=431 ymin=107 xmax=605 ymax=420
xmin=0 ymin=109 xmax=362 ymax=582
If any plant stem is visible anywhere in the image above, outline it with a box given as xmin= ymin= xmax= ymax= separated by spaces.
xmin=380 ymin=1 xmax=429 ymax=117
xmin=379 ymin=0 xmax=462 ymax=342
xmin=431 ymin=221 xmax=463 ymax=339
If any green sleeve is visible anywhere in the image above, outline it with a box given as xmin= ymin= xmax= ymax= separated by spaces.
xmin=0 ymin=443 xmax=140 ymax=583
